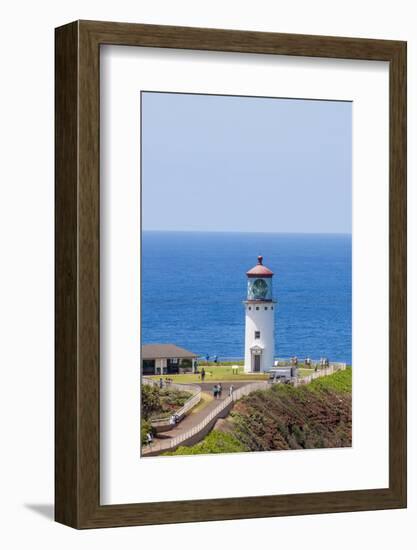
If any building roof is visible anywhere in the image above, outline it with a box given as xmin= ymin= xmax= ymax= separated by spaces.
xmin=246 ymin=255 xmax=274 ymax=278
xmin=141 ymin=344 xmax=197 ymax=360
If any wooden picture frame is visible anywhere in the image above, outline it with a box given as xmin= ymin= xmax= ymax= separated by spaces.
xmin=55 ymin=20 xmax=407 ymax=529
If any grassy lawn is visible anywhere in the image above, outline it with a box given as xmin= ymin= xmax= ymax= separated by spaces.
xmin=203 ymin=361 xmax=244 ymax=366
xmin=147 ymin=365 xmax=339 ymax=384
xmin=309 ymin=366 xmax=352 ymax=393
xmin=148 ymin=365 xmax=268 ymax=383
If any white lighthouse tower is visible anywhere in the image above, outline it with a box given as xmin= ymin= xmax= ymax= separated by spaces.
xmin=244 ymin=256 xmax=276 ymax=373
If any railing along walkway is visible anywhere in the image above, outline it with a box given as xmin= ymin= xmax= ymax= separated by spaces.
xmin=142 ymin=377 xmax=202 ymax=428
xmin=142 ymin=381 xmax=268 ymax=455
xmin=142 ymin=363 xmax=347 ymax=455
xmin=292 ymin=363 xmax=346 ymax=386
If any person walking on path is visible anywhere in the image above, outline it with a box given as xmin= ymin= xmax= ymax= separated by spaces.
xmin=218 ymin=383 xmax=222 ymax=398
xmin=229 ymin=384 xmax=234 ymax=397
xmin=212 ymin=385 xmax=218 ymax=400
xmin=201 ymin=368 xmax=206 ymax=382
xmin=159 ymin=377 xmax=163 ymax=389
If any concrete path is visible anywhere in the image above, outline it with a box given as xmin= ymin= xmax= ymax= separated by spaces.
xmin=142 ymin=367 xmax=346 ymax=455
xmin=156 ymin=382 xmax=251 ymax=443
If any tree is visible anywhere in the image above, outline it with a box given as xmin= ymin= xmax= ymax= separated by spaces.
xmin=141 ymin=384 xmax=162 ymax=420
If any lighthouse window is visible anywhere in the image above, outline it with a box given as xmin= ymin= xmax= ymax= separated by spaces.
xmin=264 ymin=306 xmax=268 ymax=310
xmin=254 ymin=331 xmax=261 ymax=339
xmin=248 ymin=306 xmax=251 ymax=310
xmin=256 ymin=306 xmax=259 ymax=310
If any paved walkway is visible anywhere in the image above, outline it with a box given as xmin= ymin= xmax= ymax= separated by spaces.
xmin=153 ymin=382 xmax=257 ymax=444
xmin=143 ymin=366 xmax=347 ymax=455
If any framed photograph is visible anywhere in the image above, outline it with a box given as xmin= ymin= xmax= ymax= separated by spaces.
xmin=55 ymin=20 xmax=406 ymax=528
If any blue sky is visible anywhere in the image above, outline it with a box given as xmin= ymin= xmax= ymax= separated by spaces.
xmin=141 ymin=92 xmax=352 ymax=234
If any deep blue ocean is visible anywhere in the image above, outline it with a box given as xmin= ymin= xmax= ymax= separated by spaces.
xmin=142 ymin=231 xmax=352 ymax=363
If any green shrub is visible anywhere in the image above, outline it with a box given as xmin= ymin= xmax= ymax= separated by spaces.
xmin=165 ymin=430 xmax=247 ymax=456
xmin=141 ymin=384 xmax=162 ymax=420
xmin=141 ymin=419 xmax=155 ymax=445
xmin=141 ymin=385 xmax=192 ymax=420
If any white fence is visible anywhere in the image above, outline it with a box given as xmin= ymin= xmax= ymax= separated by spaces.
xmin=275 ymin=358 xmax=347 ymax=368
xmin=194 ymin=357 xmax=348 ymax=367
xmin=142 ymin=378 xmax=202 ymax=428
xmin=141 ymin=364 xmax=347 ymax=455
xmin=142 ymin=381 xmax=268 ymax=455
xmin=293 ymin=363 xmax=346 ymax=386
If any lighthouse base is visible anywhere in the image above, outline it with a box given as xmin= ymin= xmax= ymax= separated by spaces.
xmin=244 ymin=345 xmax=274 ymax=373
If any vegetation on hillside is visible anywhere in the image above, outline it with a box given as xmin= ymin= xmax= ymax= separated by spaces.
xmin=141 ymin=384 xmax=192 ymax=445
xmin=164 ymin=430 xmax=246 ymax=455
xmin=167 ymin=368 xmax=352 ymax=455
xmin=141 ymin=384 xmax=192 ymax=421
xmin=141 ymin=419 xmax=154 ymax=446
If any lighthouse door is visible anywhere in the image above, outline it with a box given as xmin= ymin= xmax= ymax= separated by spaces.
xmin=254 ymin=354 xmax=261 ymax=372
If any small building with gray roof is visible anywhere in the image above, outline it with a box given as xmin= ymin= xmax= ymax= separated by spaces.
xmin=141 ymin=344 xmax=198 ymax=375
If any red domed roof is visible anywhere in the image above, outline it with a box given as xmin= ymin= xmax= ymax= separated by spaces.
xmin=246 ymin=256 xmax=274 ymax=278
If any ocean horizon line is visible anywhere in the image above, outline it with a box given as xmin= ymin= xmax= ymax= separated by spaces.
xmin=142 ymin=229 xmax=352 ymax=236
